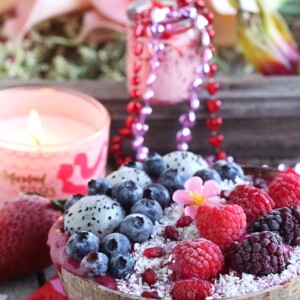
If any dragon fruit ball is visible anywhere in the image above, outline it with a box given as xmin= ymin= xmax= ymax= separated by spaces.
xmin=105 ymin=166 xmax=152 ymax=189
xmin=64 ymin=195 xmax=125 ymax=239
xmin=163 ymin=151 xmax=208 ymax=178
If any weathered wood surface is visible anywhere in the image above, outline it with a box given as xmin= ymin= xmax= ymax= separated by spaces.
xmin=0 ymin=266 xmax=57 ymax=300
xmin=0 ymin=274 xmax=39 ymax=300
xmin=0 ymin=76 xmax=300 ymax=165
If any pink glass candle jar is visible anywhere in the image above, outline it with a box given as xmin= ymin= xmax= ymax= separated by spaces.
xmin=126 ymin=0 xmax=202 ymax=105
xmin=0 ymin=86 xmax=110 ymax=206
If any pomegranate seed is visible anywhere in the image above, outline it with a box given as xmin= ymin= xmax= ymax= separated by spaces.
xmin=142 ymin=268 xmax=158 ymax=286
xmin=176 ymin=216 xmax=193 ymax=228
xmin=143 ymin=247 xmax=164 ymax=258
xmin=164 ymin=226 xmax=179 ymax=241
xmin=141 ymin=291 xmax=160 ymax=299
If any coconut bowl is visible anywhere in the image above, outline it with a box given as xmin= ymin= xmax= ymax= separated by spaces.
xmin=57 ymin=166 xmax=300 ymax=300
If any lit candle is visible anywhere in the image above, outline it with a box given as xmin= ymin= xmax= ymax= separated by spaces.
xmin=0 ymin=87 xmax=110 ymax=206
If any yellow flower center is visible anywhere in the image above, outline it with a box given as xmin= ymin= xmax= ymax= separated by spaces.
xmin=188 ymin=190 xmax=207 ymax=206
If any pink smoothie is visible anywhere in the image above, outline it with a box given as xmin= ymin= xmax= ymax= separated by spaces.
xmin=47 ymin=217 xmax=118 ymax=290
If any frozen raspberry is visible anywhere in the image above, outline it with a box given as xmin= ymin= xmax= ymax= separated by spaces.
xmin=171 ymin=279 xmax=212 ymax=300
xmin=269 ymin=171 xmax=300 ymax=208
xmin=228 ymin=184 xmax=275 ymax=226
xmin=169 ymin=238 xmax=224 ymax=280
xmin=252 ymin=205 xmax=300 ymax=246
xmin=229 ymin=231 xmax=289 ymax=276
xmin=195 ymin=204 xmax=246 ymax=252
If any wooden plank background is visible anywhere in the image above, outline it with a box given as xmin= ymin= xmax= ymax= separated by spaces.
xmin=0 ymin=76 xmax=300 ymax=298
xmin=1 ymin=76 xmax=299 ymax=166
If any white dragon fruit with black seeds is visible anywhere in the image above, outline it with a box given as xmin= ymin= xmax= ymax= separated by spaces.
xmin=105 ymin=166 xmax=151 ymax=189
xmin=64 ymin=195 xmax=125 ymax=239
xmin=163 ymin=151 xmax=208 ymax=178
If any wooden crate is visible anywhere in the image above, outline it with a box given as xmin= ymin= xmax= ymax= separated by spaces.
xmin=0 ymin=76 xmax=300 ymax=166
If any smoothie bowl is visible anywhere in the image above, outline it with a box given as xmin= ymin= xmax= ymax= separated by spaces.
xmin=48 ymin=151 xmax=300 ymax=300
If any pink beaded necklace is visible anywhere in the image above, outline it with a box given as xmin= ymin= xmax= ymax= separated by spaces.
xmin=110 ymin=0 xmax=226 ymax=166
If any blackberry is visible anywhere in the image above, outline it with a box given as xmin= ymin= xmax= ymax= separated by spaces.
xmin=229 ymin=231 xmax=289 ymax=276
xmin=252 ymin=206 xmax=300 ymax=246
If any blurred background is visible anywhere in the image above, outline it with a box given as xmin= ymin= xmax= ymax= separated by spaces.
xmin=0 ymin=0 xmax=298 ymax=81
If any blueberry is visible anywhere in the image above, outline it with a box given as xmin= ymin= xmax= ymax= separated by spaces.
xmin=88 ymin=179 xmax=112 ymax=196
xmin=213 ymin=160 xmax=244 ymax=181
xmin=130 ymin=199 xmax=163 ymax=223
xmin=66 ymin=231 xmax=100 ymax=260
xmin=158 ymin=169 xmax=186 ymax=195
xmin=143 ymin=152 xmax=166 ymax=179
xmin=108 ymin=253 xmax=134 ymax=279
xmin=124 ymin=161 xmax=144 ymax=170
xmin=111 ymin=180 xmax=143 ymax=209
xmin=143 ymin=183 xmax=170 ymax=208
xmin=64 ymin=194 xmax=83 ymax=212
xmin=119 ymin=214 xmax=153 ymax=243
xmin=80 ymin=252 xmax=109 ymax=277
xmin=193 ymin=168 xmax=222 ymax=183
xmin=100 ymin=233 xmax=131 ymax=258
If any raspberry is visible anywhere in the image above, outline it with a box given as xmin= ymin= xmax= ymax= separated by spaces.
xmin=169 ymin=238 xmax=224 ymax=280
xmin=171 ymin=279 xmax=212 ymax=300
xmin=269 ymin=171 xmax=300 ymax=208
xmin=252 ymin=205 xmax=300 ymax=246
xmin=143 ymin=247 xmax=164 ymax=258
xmin=228 ymin=184 xmax=275 ymax=226
xmin=195 ymin=204 xmax=246 ymax=252
xmin=229 ymin=231 xmax=289 ymax=276
xmin=176 ymin=216 xmax=193 ymax=228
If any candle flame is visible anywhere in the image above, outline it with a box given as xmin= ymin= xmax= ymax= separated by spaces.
xmin=28 ymin=110 xmax=45 ymax=145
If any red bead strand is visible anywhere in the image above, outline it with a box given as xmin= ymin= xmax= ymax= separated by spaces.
xmin=109 ymin=13 xmax=145 ymax=167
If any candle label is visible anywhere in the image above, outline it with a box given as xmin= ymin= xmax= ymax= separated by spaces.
xmin=2 ymin=169 xmax=56 ymax=198
xmin=0 ymin=130 xmax=109 ymax=207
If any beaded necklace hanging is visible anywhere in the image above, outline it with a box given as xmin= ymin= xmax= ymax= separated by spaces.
xmin=110 ymin=0 xmax=226 ymax=166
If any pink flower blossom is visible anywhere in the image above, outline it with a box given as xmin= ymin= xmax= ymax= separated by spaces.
xmin=173 ymin=176 xmax=221 ymax=218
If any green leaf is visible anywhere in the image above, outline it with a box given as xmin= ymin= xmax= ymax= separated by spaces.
xmin=51 ymin=200 xmax=67 ymax=212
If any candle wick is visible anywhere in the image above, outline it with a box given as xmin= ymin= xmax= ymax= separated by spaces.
xmin=31 ymin=134 xmax=41 ymax=145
